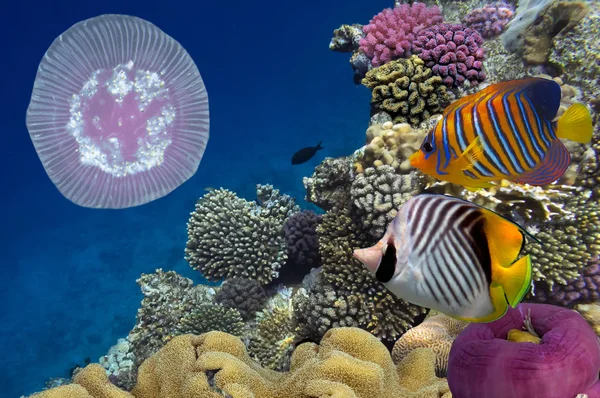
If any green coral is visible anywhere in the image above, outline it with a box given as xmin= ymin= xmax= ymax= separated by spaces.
xmin=247 ymin=289 xmax=297 ymax=371
xmin=362 ymin=55 xmax=448 ymax=127
xmin=185 ymin=184 xmax=298 ymax=285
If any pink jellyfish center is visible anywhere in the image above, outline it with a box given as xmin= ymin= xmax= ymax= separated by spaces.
xmin=67 ymin=61 xmax=175 ymax=177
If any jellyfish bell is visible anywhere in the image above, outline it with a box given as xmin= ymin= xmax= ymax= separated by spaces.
xmin=26 ymin=14 xmax=209 ymax=209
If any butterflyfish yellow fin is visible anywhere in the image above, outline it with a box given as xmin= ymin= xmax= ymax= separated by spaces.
xmin=492 ymin=255 xmax=532 ymax=308
xmin=450 ymin=284 xmax=509 ymax=323
xmin=454 ymin=136 xmax=485 ymax=171
xmin=557 ymin=103 xmax=593 ymax=144
xmin=481 ymin=208 xmax=525 ymax=266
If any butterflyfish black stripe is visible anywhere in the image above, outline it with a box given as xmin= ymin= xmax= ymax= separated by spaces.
xmin=446 ymin=230 xmax=482 ymax=295
xmin=469 ymin=217 xmax=492 ymax=285
xmin=426 ymin=256 xmax=453 ymax=307
xmin=439 ymin=238 xmax=472 ymax=305
xmin=376 ymin=242 xmax=396 ymax=283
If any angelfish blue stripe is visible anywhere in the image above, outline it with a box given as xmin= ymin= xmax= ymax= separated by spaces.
xmin=487 ymin=91 xmax=525 ymax=173
xmin=473 ymin=98 xmax=511 ymax=175
xmin=442 ymin=117 xmax=451 ymax=169
xmin=524 ymin=95 xmax=552 ymax=149
xmin=503 ymin=89 xmax=537 ymax=168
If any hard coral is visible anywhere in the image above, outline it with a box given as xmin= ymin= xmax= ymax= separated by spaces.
xmin=412 ymin=23 xmax=486 ymax=87
xmin=214 ymin=277 xmax=268 ymax=321
xmin=359 ymin=3 xmax=443 ymax=67
xmin=283 ymin=210 xmax=322 ymax=283
xmin=303 ymin=156 xmax=353 ymax=211
xmin=185 ymin=184 xmax=298 ymax=285
xmin=355 ymin=121 xmax=428 ymax=174
xmin=462 ymin=2 xmax=515 ymax=38
xmin=392 ymin=313 xmax=469 ymax=377
xmin=448 ymin=303 xmax=600 ymax=398
xmin=330 ymin=24 xmax=364 ymax=53
xmin=362 ymin=55 xmax=448 ymax=127
xmin=351 ymin=165 xmax=425 ymax=239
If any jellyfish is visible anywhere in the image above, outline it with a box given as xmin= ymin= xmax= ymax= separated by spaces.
xmin=26 ymin=14 xmax=209 ymax=209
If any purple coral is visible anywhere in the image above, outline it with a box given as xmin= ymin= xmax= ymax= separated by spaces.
xmin=359 ymin=3 xmax=443 ymax=67
xmin=412 ymin=23 xmax=486 ymax=87
xmin=463 ymin=2 xmax=515 ymax=38
xmin=281 ymin=210 xmax=322 ymax=284
xmin=529 ymin=259 xmax=600 ymax=307
xmin=448 ymin=303 xmax=600 ymax=398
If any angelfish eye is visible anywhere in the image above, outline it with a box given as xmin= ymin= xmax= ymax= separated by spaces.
xmin=375 ymin=242 xmax=396 ymax=283
xmin=423 ymin=142 xmax=434 ymax=152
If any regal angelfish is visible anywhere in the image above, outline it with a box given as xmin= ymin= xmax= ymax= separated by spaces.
xmin=353 ymin=194 xmax=534 ymax=323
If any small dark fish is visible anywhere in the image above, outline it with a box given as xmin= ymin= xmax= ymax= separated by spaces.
xmin=292 ymin=141 xmax=323 ymax=165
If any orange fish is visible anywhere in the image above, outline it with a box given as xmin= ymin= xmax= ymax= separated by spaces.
xmin=409 ymin=78 xmax=593 ymax=190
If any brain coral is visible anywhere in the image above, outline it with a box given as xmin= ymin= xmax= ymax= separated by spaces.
xmin=32 ymin=328 xmax=451 ymax=398
xmin=392 ymin=313 xmax=469 ymax=377
xmin=362 ymin=55 xmax=448 ymax=126
xmin=185 ymin=184 xmax=298 ymax=285
xmin=412 ymin=23 xmax=486 ymax=87
xmin=462 ymin=2 xmax=515 ymax=38
xmin=359 ymin=3 xmax=444 ymax=67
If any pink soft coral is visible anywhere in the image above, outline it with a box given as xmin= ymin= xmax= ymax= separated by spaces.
xmin=359 ymin=3 xmax=443 ymax=67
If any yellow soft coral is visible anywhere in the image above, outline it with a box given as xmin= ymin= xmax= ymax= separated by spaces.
xmin=33 ymin=328 xmax=450 ymax=398
xmin=392 ymin=313 xmax=468 ymax=377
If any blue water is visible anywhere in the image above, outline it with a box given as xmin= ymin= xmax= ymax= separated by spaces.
xmin=0 ymin=0 xmax=387 ymax=396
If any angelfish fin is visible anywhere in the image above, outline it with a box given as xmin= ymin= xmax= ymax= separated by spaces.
xmin=513 ymin=139 xmax=570 ymax=186
xmin=454 ymin=136 xmax=485 ymax=172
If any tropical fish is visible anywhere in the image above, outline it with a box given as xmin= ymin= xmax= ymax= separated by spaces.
xmin=292 ymin=141 xmax=324 ymax=165
xmin=353 ymin=193 xmax=536 ymax=323
xmin=409 ymin=78 xmax=593 ymax=190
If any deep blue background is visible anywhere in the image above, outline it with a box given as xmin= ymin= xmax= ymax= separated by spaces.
xmin=0 ymin=0 xmax=387 ymax=396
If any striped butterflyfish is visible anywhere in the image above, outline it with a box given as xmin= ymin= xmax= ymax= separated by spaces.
xmin=408 ymin=78 xmax=593 ymax=190
xmin=353 ymin=193 xmax=535 ymax=323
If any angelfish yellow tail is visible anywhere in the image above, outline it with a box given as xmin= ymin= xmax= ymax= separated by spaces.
xmin=557 ymin=103 xmax=593 ymax=144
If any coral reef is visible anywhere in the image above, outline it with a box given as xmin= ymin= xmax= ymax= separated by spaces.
xmin=502 ymin=0 xmax=556 ymax=53
xmin=330 ymin=24 xmax=364 ymax=53
xmin=462 ymin=2 xmax=515 ymax=38
xmin=412 ymin=23 xmax=486 ymax=88
xmin=576 ymin=303 xmax=600 ymax=336
xmin=303 ymin=156 xmax=353 ymax=211
xmin=99 ymin=338 xmax=136 ymax=390
xmin=359 ymin=3 xmax=443 ymax=67
xmin=32 ymin=328 xmax=452 ymax=398
xmin=185 ymin=184 xmax=298 ymax=285
xmin=362 ymin=55 xmax=448 ymax=127
xmin=355 ymin=121 xmax=428 ymax=174
xmin=522 ymin=0 xmax=589 ymax=64
xmin=392 ymin=313 xmax=469 ymax=378
xmin=479 ymin=37 xmax=527 ymax=85
xmin=214 ymin=277 xmax=268 ymax=321
xmin=529 ymin=255 xmax=600 ymax=308
xmin=282 ymin=210 xmax=322 ymax=283
xmin=127 ymin=270 xmax=244 ymax=368
xmin=247 ymin=289 xmax=297 ymax=371
xmin=351 ymin=165 xmax=425 ymax=239
xmin=448 ymin=303 xmax=600 ymax=398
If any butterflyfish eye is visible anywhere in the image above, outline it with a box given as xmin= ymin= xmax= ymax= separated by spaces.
xmin=375 ymin=242 xmax=396 ymax=283
xmin=423 ymin=142 xmax=434 ymax=152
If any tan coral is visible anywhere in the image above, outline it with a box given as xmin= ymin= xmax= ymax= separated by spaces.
xmin=392 ymin=313 xmax=468 ymax=377
xmin=33 ymin=328 xmax=451 ymax=398
xmin=355 ymin=121 xmax=428 ymax=174
xmin=575 ymin=303 xmax=600 ymax=336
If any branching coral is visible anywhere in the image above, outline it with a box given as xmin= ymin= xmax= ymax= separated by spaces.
xmin=392 ymin=313 xmax=469 ymax=378
xmin=303 ymin=156 xmax=354 ymax=211
xmin=214 ymin=278 xmax=268 ymax=321
xmin=247 ymin=289 xmax=297 ymax=371
xmin=127 ymin=270 xmax=244 ymax=369
xmin=185 ymin=184 xmax=298 ymax=285
xmin=362 ymin=55 xmax=448 ymax=127
xmin=99 ymin=338 xmax=136 ymax=390
xmin=412 ymin=23 xmax=486 ymax=87
xmin=351 ymin=165 xmax=425 ymax=239
xmin=355 ymin=121 xmax=428 ymax=174
xmin=359 ymin=3 xmax=443 ymax=67
xmin=34 ymin=328 xmax=452 ymax=398
xmin=283 ymin=210 xmax=322 ymax=283
xmin=462 ymin=2 xmax=514 ymax=38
